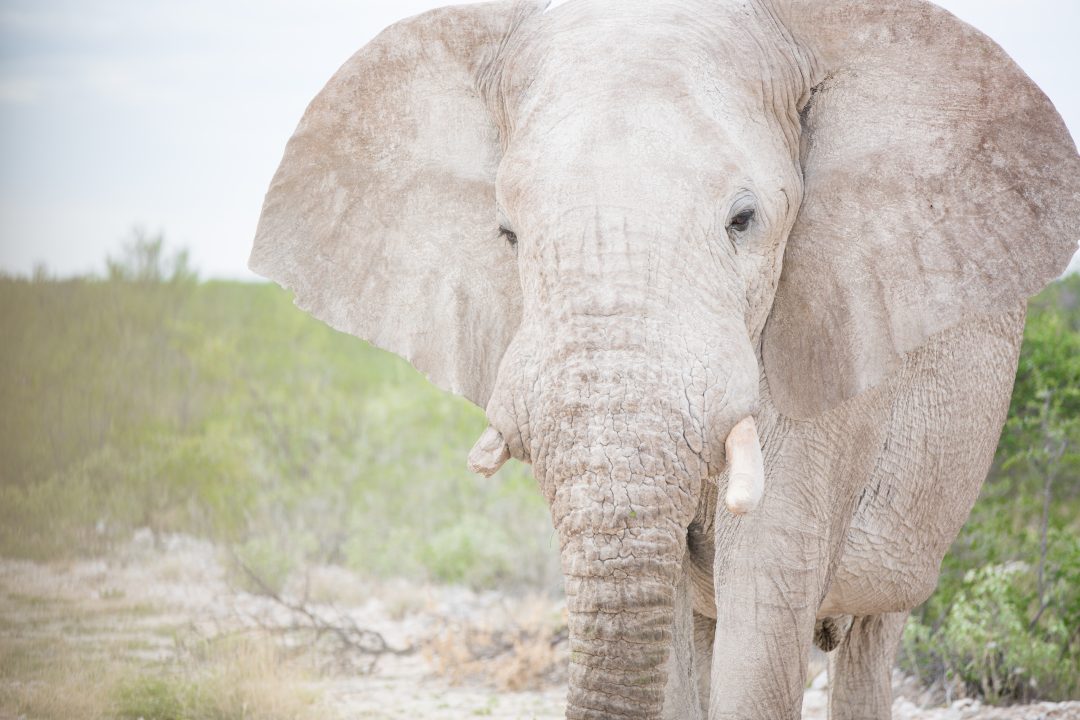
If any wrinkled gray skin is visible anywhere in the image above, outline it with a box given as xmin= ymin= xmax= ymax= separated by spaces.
xmin=249 ymin=0 xmax=1080 ymax=718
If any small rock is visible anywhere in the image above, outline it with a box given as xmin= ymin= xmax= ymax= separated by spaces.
xmin=892 ymin=699 xmax=919 ymax=720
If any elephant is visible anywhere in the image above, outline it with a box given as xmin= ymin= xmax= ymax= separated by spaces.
xmin=249 ymin=0 xmax=1080 ymax=718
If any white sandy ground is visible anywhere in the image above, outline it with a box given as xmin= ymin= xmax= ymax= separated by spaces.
xmin=0 ymin=531 xmax=1077 ymax=720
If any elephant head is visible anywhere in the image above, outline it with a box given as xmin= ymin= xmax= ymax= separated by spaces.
xmin=250 ymin=1 xmax=1079 ymax=717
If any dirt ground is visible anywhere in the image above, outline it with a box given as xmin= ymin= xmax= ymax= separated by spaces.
xmin=1 ymin=532 xmax=1077 ymax=720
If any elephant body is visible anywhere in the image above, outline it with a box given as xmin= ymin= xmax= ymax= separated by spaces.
xmin=679 ymin=306 xmax=1025 ymax=718
xmin=823 ymin=308 xmax=1026 ymax=620
xmin=250 ymin=0 xmax=1079 ymax=717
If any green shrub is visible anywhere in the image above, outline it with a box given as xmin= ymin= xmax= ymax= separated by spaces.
xmin=903 ymin=558 xmax=1080 ymax=703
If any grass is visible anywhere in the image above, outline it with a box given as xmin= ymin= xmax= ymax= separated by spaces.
xmin=0 ymin=652 xmax=117 ymax=720
xmin=0 ymin=595 xmax=319 ymax=720
xmin=425 ymin=593 xmax=568 ymax=692
xmin=0 ymin=629 xmax=322 ymax=720
xmin=114 ymin=637 xmax=321 ymax=720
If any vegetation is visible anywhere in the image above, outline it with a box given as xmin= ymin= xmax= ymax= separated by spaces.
xmin=1 ymin=235 xmax=1077 ymax=702
xmin=901 ymin=274 xmax=1080 ymax=702
xmin=0 ymin=234 xmax=558 ymax=593
xmin=0 ymin=631 xmax=319 ymax=720
xmin=112 ymin=638 xmax=320 ymax=720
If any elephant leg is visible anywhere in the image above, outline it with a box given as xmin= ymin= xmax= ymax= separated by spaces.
xmin=827 ymin=612 xmax=908 ymax=720
xmin=708 ymin=495 xmax=829 ymax=719
xmin=693 ymin=611 xmax=715 ymax=715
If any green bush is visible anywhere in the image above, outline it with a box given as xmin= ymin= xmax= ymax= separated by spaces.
xmin=903 ymin=558 xmax=1080 ymax=703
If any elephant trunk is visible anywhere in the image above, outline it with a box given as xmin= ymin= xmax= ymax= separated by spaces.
xmin=557 ymin=473 xmax=688 ymax=720
xmin=535 ymin=383 xmax=705 ymax=719
xmin=533 ymin=397 xmax=762 ymax=718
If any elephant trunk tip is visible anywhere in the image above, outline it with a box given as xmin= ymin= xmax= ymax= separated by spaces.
xmin=467 ymin=426 xmax=510 ymax=477
xmin=724 ymin=415 xmax=764 ymax=515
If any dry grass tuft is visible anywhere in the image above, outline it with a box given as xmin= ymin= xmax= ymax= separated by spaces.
xmin=1 ymin=637 xmax=118 ymax=720
xmin=115 ymin=635 xmax=322 ymax=720
xmin=0 ymin=633 xmax=323 ymax=720
xmin=424 ymin=594 xmax=567 ymax=692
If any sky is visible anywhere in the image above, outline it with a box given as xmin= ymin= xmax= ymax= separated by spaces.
xmin=0 ymin=0 xmax=1078 ymax=279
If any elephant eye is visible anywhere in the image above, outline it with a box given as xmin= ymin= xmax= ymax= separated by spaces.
xmin=499 ymin=226 xmax=518 ymax=248
xmin=728 ymin=209 xmax=755 ymax=233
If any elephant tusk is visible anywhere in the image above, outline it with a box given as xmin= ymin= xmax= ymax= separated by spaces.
xmin=467 ymin=426 xmax=510 ymax=477
xmin=724 ymin=416 xmax=764 ymax=515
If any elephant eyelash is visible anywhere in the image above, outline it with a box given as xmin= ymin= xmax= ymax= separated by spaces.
xmin=499 ymin=226 xmax=518 ymax=248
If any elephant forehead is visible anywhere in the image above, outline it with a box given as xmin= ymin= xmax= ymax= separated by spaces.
xmin=526 ymin=0 xmax=796 ymax=76
xmin=502 ymin=0 xmax=806 ymax=177
xmin=542 ymin=0 xmax=575 ymax=12
xmin=501 ymin=104 xmax=739 ymax=189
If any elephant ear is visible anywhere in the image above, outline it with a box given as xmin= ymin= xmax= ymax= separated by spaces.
xmin=250 ymin=1 xmax=542 ymax=407
xmin=763 ymin=0 xmax=1080 ymax=419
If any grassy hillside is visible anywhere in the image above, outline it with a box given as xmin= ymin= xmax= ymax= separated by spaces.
xmin=1 ymin=240 xmax=1077 ymax=701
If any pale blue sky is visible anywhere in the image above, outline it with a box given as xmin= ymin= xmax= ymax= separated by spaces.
xmin=1 ymin=0 xmax=1078 ymax=279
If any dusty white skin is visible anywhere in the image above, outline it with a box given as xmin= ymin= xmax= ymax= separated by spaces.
xmin=249 ymin=0 xmax=1080 ymax=718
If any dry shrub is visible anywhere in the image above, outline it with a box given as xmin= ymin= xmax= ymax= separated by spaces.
xmin=295 ymin=568 xmax=430 ymax=621
xmin=424 ymin=594 xmax=567 ymax=691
